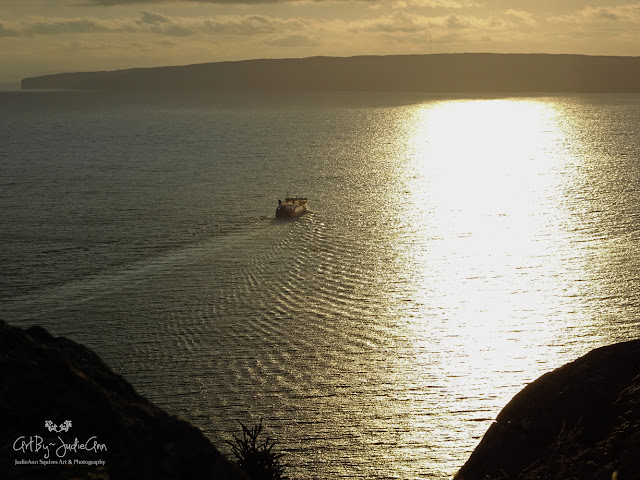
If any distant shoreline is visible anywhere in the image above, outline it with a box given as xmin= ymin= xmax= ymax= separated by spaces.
xmin=21 ymin=53 xmax=640 ymax=93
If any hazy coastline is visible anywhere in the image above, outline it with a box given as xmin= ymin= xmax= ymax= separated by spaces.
xmin=21 ymin=53 xmax=640 ymax=93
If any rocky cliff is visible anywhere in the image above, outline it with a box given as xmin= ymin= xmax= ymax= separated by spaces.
xmin=455 ymin=339 xmax=640 ymax=480
xmin=0 ymin=320 xmax=246 ymax=480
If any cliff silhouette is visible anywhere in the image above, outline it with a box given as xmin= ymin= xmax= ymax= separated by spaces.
xmin=455 ymin=339 xmax=640 ymax=480
xmin=0 ymin=320 xmax=247 ymax=480
xmin=21 ymin=53 xmax=640 ymax=93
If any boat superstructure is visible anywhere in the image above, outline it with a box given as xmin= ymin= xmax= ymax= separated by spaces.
xmin=276 ymin=197 xmax=308 ymax=218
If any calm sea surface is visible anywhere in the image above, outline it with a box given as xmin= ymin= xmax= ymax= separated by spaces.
xmin=2 ymin=90 xmax=640 ymax=479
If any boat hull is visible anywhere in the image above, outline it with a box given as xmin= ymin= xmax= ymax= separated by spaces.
xmin=275 ymin=205 xmax=306 ymax=218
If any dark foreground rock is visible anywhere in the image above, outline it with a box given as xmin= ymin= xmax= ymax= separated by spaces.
xmin=0 ymin=320 xmax=247 ymax=480
xmin=455 ymin=339 xmax=640 ymax=480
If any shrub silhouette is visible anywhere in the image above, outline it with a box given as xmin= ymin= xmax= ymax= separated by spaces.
xmin=226 ymin=419 xmax=287 ymax=480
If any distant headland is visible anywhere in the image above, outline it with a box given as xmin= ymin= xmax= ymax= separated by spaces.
xmin=21 ymin=53 xmax=640 ymax=93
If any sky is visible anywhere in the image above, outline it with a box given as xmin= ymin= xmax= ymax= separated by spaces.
xmin=1 ymin=0 xmax=640 ymax=87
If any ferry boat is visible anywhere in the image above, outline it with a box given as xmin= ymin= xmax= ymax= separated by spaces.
xmin=276 ymin=196 xmax=308 ymax=218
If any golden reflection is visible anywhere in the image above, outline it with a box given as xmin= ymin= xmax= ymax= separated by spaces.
xmin=385 ymin=98 xmax=588 ymax=440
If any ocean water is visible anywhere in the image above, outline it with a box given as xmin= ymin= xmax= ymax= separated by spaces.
xmin=2 ymin=90 xmax=640 ymax=479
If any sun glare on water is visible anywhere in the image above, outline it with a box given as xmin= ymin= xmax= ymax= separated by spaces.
xmin=372 ymin=97 xmax=593 ymax=459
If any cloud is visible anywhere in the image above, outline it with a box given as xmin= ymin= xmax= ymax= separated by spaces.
xmin=550 ymin=4 xmax=640 ymax=24
xmin=79 ymin=0 xmax=372 ymax=4
xmin=351 ymin=11 xmax=510 ymax=34
xmin=80 ymin=0 xmax=254 ymax=4
xmin=0 ymin=11 xmax=312 ymax=37
xmin=353 ymin=11 xmax=431 ymax=33
xmin=135 ymin=10 xmax=194 ymax=35
xmin=0 ymin=21 xmax=18 ymax=37
xmin=392 ymin=0 xmax=481 ymax=8
xmin=264 ymin=34 xmax=320 ymax=47
xmin=444 ymin=13 xmax=470 ymax=29
xmin=203 ymin=15 xmax=311 ymax=35
xmin=0 ymin=16 xmax=120 ymax=36
xmin=504 ymin=9 xmax=536 ymax=26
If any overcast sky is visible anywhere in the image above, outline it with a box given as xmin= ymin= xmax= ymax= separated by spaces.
xmin=1 ymin=0 xmax=639 ymax=86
